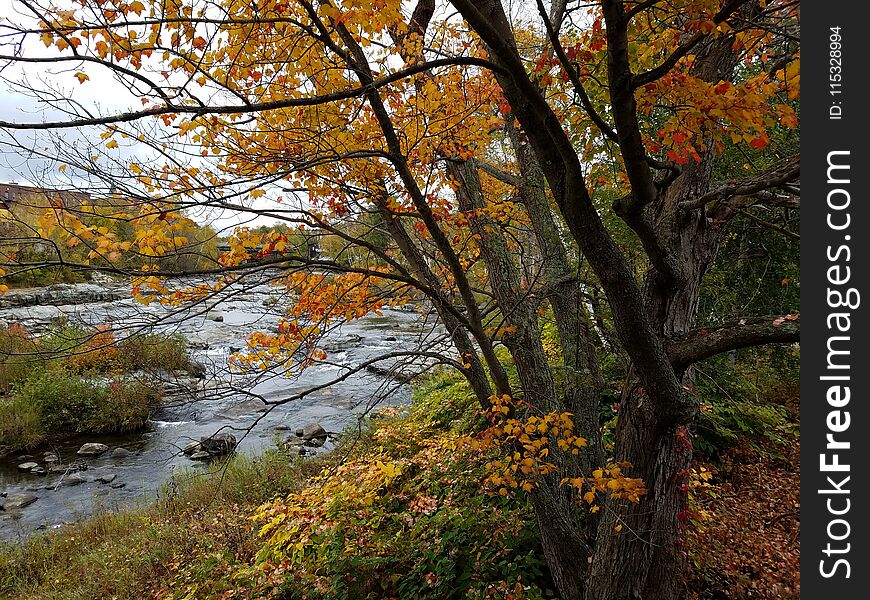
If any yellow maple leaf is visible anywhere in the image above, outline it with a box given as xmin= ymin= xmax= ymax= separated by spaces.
xmin=74 ymin=72 xmax=89 ymax=84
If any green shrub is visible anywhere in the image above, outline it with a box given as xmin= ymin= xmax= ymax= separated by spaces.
xmin=115 ymin=333 xmax=191 ymax=373
xmin=693 ymin=398 xmax=795 ymax=458
xmin=13 ymin=370 xmax=107 ymax=433
xmin=0 ymin=325 xmax=42 ymax=394
xmin=0 ymin=396 xmax=46 ymax=453
xmin=9 ymin=371 xmax=160 ymax=439
xmin=85 ymin=378 xmax=162 ymax=433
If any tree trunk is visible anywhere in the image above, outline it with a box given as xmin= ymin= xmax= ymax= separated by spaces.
xmin=585 ymin=376 xmax=693 ymax=600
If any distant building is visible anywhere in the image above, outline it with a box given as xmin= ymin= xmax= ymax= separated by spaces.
xmin=0 ymin=183 xmax=91 ymax=250
xmin=0 ymin=182 xmax=90 ymax=213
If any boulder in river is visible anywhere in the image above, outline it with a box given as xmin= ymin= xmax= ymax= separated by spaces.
xmin=60 ymin=473 xmax=89 ymax=486
xmin=282 ymin=437 xmax=308 ymax=456
xmin=322 ymin=334 xmax=362 ymax=352
xmin=109 ymin=447 xmax=132 ymax=458
xmin=77 ymin=443 xmax=109 ymax=457
xmin=17 ymin=462 xmax=39 ymax=472
xmin=1 ymin=493 xmax=38 ymax=511
xmin=48 ymin=462 xmax=87 ymax=475
xmin=199 ymin=432 xmax=237 ymax=456
xmin=96 ymin=473 xmax=117 ymax=484
xmin=189 ymin=451 xmax=211 ymax=460
xmin=295 ymin=423 xmax=328 ymax=447
xmin=182 ymin=441 xmax=203 ymax=455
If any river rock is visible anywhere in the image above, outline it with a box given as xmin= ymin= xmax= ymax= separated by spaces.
xmin=30 ymin=466 xmax=47 ymax=476
xmin=295 ymin=423 xmax=328 ymax=447
xmin=322 ymin=334 xmax=362 ymax=352
xmin=1 ymin=493 xmax=38 ymax=510
xmin=110 ymin=447 xmax=132 ymax=458
xmin=43 ymin=453 xmax=59 ymax=463
xmin=199 ymin=432 xmax=237 ymax=456
xmin=209 ymin=314 xmax=224 ymax=322
xmin=77 ymin=443 xmax=109 ymax=457
xmin=182 ymin=441 xmax=203 ymax=455
xmin=283 ymin=434 xmax=305 ymax=447
xmin=48 ymin=462 xmax=86 ymax=474
xmin=0 ymin=282 xmax=128 ymax=309
xmin=96 ymin=473 xmax=116 ymax=484
xmin=60 ymin=473 xmax=89 ymax=486
xmin=189 ymin=451 xmax=211 ymax=461
xmin=110 ymin=482 xmax=126 ymax=489
xmin=17 ymin=462 xmax=39 ymax=472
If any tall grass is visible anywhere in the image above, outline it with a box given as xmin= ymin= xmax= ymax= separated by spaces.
xmin=0 ymin=324 xmax=195 ymax=454
xmin=0 ymin=450 xmax=317 ymax=600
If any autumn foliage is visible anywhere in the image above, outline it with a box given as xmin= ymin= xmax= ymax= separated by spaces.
xmin=0 ymin=0 xmax=800 ymax=598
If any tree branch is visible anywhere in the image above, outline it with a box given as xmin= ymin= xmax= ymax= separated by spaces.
xmin=681 ymin=155 xmax=800 ymax=212
xmin=667 ymin=314 xmax=800 ymax=370
xmin=0 ymin=57 xmax=506 ymax=130
xmin=632 ymin=0 xmax=750 ymax=89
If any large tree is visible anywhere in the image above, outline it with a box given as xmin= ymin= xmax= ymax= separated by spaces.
xmin=0 ymin=0 xmax=800 ymax=598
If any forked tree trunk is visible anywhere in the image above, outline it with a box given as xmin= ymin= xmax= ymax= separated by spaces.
xmin=585 ymin=154 xmax=730 ymax=600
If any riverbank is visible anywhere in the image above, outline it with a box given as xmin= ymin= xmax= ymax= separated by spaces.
xmin=0 ymin=371 xmax=545 ymax=599
xmin=0 ymin=324 xmax=196 ymax=457
xmin=0 ymin=370 xmax=800 ymax=599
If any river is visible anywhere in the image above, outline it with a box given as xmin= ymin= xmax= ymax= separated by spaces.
xmin=0 ymin=277 xmax=446 ymax=541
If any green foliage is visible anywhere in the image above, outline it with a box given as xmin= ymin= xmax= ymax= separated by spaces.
xmin=0 ymin=325 xmax=41 ymax=394
xmin=694 ymin=399 xmax=794 ymax=458
xmin=691 ymin=347 xmax=798 ymax=458
xmin=0 ymin=371 xmax=161 ymax=452
xmin=15 ymin=370 xmax=109 ymax=433
xmin=115 ymin=333 xmax=191 ymax=373
xmin=0 ymin=324 xmax=191 ymax=454
xmin=408 ymin=367 xmax=480 ymax=433
xmin=0 ymin=395 xmax=45 ymax=452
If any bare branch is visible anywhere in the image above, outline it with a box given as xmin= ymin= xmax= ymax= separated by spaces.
xmin=667 ymin=314 xmax=800 ymax=370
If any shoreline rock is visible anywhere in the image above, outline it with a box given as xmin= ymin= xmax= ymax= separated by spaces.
xmin=0 ymin=283 xmax=129 ymax=309
xmin=77 ymin=443 xmax=109 ymax=457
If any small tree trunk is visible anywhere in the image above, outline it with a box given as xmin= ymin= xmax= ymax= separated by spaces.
xmin=585 ymin=377 xmax=693 ymax=600
xmin=532 ymin=482 xmax=592 ymax=600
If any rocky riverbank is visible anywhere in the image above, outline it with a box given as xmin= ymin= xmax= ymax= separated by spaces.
xmin=0 ymin=282 xmax=129 ymax=310
xmin=0 ymin=279 xmax=442 ymax=539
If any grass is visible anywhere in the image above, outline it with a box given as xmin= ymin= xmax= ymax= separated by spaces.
xmin=0 ymin=450 xmax=321 ymax=600
xmin=0 ymin=370 xmax=550 ymax=600
xmin=0 ymin=324 xmax=197 ymax=455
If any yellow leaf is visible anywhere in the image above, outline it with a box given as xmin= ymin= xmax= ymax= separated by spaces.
xmin=106 ymin=140 xmax=119 ymax=149
xmin=74 ymin=72 xmax=90 ymax=84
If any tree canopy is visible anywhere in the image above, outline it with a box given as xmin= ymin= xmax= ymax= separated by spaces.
xmin=0 ymin=1 xmax=800 ymax=598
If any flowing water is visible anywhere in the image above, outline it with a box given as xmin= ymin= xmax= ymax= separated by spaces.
xmin=0 ymin=277 xmax=445 ymax=541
